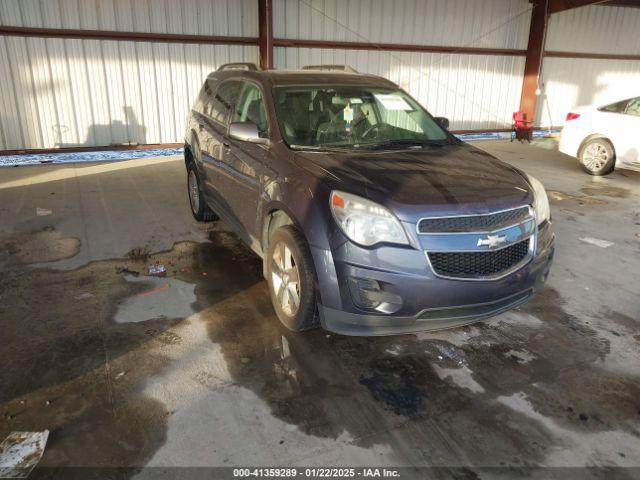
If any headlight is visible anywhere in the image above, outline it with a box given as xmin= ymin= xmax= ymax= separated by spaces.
xmin=330 ymin=191 xmax=409 ymax=246
xmin=527 ymin=175 xmax=551 ymax=225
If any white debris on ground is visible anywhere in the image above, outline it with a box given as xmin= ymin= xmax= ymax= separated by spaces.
xmin=431 ymin=343 xmax=466 ymax=365
xmin=384 ymin=345 xmax=402 ymax=356
xmin=0 ymin=430 xmax=49 ymax=479
xmin=35 ymin=208 xmax=52 ymax=216
xmin=433 ymin=365 xmax=485 ymax=394
xmin=579 ymin=237 xmax=614 ymax=248
xmin=74 ymin=292 xmax=94 ymax=300
xmin=148 ymin=263 xmax=167 ymax=277
xmin=505 ymin=349 xmax=536 ymax=364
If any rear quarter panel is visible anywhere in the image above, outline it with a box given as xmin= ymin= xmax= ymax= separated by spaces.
xmin=559 ymin=109 xmax=613 ymax=158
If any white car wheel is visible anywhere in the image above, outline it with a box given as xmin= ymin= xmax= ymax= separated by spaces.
xmin=579 ymin=138 xmax=615 ymax=176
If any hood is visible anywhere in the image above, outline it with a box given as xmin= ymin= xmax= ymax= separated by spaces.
xmin=292 ymin=143 xmax=533 ymax=222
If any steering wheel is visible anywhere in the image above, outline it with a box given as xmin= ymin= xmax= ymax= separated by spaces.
xmin=361 ymin=123 xmax=391 ymax=140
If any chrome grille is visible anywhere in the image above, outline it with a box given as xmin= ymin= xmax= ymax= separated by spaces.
xmin=428 ymin=239 xmax=530 ymax=279
xmin=418 ymin=206 xmax=531 ymax=233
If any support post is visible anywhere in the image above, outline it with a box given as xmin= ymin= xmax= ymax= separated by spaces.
xmin=519 ymin=0 xmax=548 ymax=124
xmin=258 ymin=0 xmax=273 ymax=69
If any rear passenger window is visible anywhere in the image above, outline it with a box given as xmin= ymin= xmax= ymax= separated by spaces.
xmin=192 ymin=85 xmax=206 ymax=113
xmin=205 ymin=80 xmax=241 ymax=125
xmin=200 ymin=80 xmax=216 ymax=115
xmin=600 ymin=98 xmax=632 ymax=114
xmin=625 ymin=98 xmax=640 ymax=117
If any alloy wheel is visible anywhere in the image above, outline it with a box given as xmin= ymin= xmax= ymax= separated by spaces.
xmin=582 ymin=142 xmax=609 ymax=172
xmin=271 ymin=242 xmax=301 ymax=317
xmin=188 ymin=170 xmax=200 ymax=214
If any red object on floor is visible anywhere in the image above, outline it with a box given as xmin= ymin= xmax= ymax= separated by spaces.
xmin=511 ymin=111 xmax=533 ymax=142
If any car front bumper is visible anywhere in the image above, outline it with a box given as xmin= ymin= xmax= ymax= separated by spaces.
xmin=318 ymin=287 xmax=537 ymax=336
xmin=312 ymin=223 xmax=555 ymax=336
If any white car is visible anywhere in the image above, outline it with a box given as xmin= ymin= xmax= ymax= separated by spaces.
xmin=559 ymin=96 xmax=640 ymax=175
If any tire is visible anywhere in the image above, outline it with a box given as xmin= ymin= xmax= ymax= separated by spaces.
xmin=186 ymin=159 xmax=218 ymax=222
xmin=266 ymin=225 xmax=319 ymax=332
xmin=578 ymin=138 xmax=615 ymax=176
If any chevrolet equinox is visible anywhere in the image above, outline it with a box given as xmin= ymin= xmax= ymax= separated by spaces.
xmin=183 ymin=63 xmax=555 ymax=336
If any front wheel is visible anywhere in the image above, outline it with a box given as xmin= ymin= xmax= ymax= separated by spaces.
xmin=579 ymin=138 xmax=615 ymax=176
xmin=266 ymin=225 xmax=319 ymax=332
xmin=187 ymin=162 xmax=218 ymax=222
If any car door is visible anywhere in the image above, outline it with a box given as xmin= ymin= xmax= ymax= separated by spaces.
xmin=198 ymin=79 xmax=241 ymax=215
xmin=598 ymin=97 xmax=640 ymax=166
xmin=619 ymin=97 xmax=640 ymax=166
xmin=223 ymin=81 xmax=274 ymax=241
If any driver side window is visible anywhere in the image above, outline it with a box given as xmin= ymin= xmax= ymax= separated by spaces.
xmin=233 ymin=83 xmax=269 ymax=137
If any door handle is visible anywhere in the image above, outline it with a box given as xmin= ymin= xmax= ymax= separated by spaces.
xmin=222 ymin=141 xmax=230 ymax=149
xmin=198 ymin=123 xmax=204 ymax=131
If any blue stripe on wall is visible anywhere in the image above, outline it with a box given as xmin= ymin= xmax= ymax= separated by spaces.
xmin=1 ymin=131 xmax=560 ymax=167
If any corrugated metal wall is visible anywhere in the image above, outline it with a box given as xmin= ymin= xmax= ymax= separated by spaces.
xmin=2 ymin=0 xmax=640 ymax=149
xmin=545 ymin=4 xmax=640 ymax=56
xmin=0 ymin=0 xmax=258 ymax=150
xmin=537 ymin=5 xmax=640 ymax=127
xmin=273 ymin=0 xmax=532 ymax=131
xmin=0 ymin=0 xmax=257 ymax=35
xmin=273 ymin=0 xmax=532 ymax=49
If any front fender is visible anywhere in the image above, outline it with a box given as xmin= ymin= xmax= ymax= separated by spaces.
xmin=259 ymin=177 xmax=335 ymax=252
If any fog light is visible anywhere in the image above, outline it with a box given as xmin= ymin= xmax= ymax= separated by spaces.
xmin=348 ymin=277 xmax=403 ymax=313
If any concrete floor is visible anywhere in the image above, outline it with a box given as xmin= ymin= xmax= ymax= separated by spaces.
xmin=1 ymin=140 xmax=639 ymax=478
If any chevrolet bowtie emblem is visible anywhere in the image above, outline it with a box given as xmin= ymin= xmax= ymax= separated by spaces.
xmin=477 ymin=234 xmax=507 ymax=248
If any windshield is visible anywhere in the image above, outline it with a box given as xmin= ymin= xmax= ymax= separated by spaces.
xmin=273 ymin=85 xmax=449 ymax=149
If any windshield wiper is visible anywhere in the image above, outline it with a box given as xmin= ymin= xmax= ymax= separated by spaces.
xmin=290 ymin=144 xmax=324 ymax=150
xmin=360 ymin=139 xmax=448 ymax=150
xmin=290 ymin=144 xmax=360 ymax=152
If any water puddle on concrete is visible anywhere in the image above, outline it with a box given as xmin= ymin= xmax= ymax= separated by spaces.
xmin=0 ymin=248 xmax=180 ymax=471
xmin=2 ymin=227 xmax=640 ymax=470
xmin=0 ymin=229 xmax=257 ymax=472
xmin=114 ymin=275 xmax=196 ymax=324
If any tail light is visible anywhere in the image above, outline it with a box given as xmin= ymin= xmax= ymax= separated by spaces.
xmin=566 ymin=112 xmax=580 ymax=121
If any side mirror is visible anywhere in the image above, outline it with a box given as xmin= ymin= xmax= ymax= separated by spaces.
xmin=229 ymin=122 xmax=268 ymax=144
xmin=435 ymin=117 xmax=450 ymax=130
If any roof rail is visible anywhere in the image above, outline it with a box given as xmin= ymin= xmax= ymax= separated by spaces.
xmin=302 ymin=64 xmax=358 ymax=73
xmin=217 ymin=62 xmax=260 ymax=71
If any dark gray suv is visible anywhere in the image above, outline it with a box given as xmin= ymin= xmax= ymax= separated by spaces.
xmin=184 ymin=63 xmax=554 ymax=336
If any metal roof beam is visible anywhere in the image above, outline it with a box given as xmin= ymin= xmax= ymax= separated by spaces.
xmin=545 ymin=0 xmax=609 ymax=14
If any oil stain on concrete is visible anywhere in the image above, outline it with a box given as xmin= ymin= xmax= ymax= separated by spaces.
xmin=547 ymin=190 xmax=607 ymax=206
xmin=580 ymin=185 xmax=630 ymax=199
xmin=0 ymin=226 xmax=80 ymax=267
